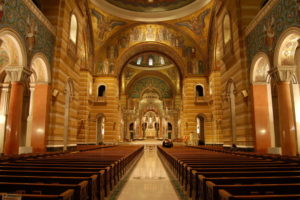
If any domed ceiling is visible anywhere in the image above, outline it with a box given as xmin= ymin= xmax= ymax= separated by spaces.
xmin=105 ymin=0 xmax=195 ymax=12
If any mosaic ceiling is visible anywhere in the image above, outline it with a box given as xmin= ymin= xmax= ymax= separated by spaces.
xmin=105 ymin=0 xmax=196 ymax=12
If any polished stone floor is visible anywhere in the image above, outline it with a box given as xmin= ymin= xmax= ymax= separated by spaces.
xmin=117 ymin=145 xmax=180 ymax=200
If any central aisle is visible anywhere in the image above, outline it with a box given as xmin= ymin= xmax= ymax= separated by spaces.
xmin=117 ymin=146 xmax=180 ymax=200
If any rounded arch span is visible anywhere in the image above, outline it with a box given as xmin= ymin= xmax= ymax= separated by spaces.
xmin=250 ymin=52 xmax=271 ymax=84
xmin=274 ymin=27 xmax=300 ymax=68
xmin=195 ymin=113 xmax=208 ymax=122
xmin=125 ymin=71 xmax=176 ymax=98
xmin=30 ymin=53 xmax=51 ymax=83
xmin=116 ymin=42 xmax=186 ymax=77
xmin=125 ymin=71 xmax=176 ymax=94
xmin=0 ymin=28 xmax=27 ymax=71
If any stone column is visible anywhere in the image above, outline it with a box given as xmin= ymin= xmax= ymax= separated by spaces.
xmin=0 ymin=83 xmax=10 ymax=154
xmin=31 ymin=83 xmax=50 ymax=153
xmin=270 ymin=66 xmax=297 ymax=156
xmin=3 ymin=67 xmax=31 ymax=155
xmin=251 ymin=84 xmax=271 ymax=153
xmin=25 ymin=84 xmax=35 ymax=150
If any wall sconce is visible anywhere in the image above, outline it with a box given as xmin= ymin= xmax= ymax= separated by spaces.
xmin=241 ymin=90 xmax=248 ymax=98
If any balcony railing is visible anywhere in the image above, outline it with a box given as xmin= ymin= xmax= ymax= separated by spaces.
xmin=88 ymin=95 xmax=107 ymax=105
xmin=195 ymin=96 xmax=213 ymax=105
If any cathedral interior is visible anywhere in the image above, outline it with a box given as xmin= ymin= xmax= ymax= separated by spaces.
xmin=1 ymin=0 xmax=300 ymax=199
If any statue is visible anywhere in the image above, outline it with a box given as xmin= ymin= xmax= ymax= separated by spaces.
xmin=26 ymin=16 xmax=38 ymax=52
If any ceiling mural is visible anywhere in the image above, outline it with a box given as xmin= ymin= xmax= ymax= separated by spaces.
xmin=105 ymin=0 xmax=196 ymax=12
xmin=95 ymin=24 xmax=205 ymax=76
xmin=91 ymin=9 xmax=127 ymax=40
xmin=175 ymin=8 xmax=210 ymax=36
xmin=90 ymin=0 xmax=214 ymax=77
xmin=128 ymin=77 xmax=172 ymax=99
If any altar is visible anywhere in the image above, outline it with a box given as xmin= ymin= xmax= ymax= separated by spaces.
xmin=145 ymin=128 xmax=156 ymax=138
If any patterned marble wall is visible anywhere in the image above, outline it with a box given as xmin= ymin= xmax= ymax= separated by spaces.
xmin=246 ymin=0 xmax=300 ymax=66
xmin=0 ymin=0 xmax=55 ymax=63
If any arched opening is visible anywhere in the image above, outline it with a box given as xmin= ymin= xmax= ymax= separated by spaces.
xmin=273 ymin=27 xmax=300 ymax=156
xmin=69 ymin=14 xmax=78 ymax=44
xmin=223 ymin=13 xmax=233 ymax=55
xmin=0 ymin=28 xmax=27 ymax=155
xmin=96 ymin=114 xmax=105 ymax=144
xmin=196 ymin=85 xmax=204 ymax=97
xmin=196 ymin=115 xmax=205 ymax=145
xmin=167 ymin=122 xmax=172 ymax=139
xmin=63 ymin=78 xmax=74 ymax=151
xmin=29 ymin=53 xmax=51 ymax=153
xmin=129 ymin=122 xmax=134 ymax=140
xmin=250 ymin=53 xmax=277 ymax=153
xmin=98 ymin=85 xmax=106 ymax=97
xmin=227 ymin=81 xmax=237 ymax=146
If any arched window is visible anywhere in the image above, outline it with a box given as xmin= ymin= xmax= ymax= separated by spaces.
xmin=98 ymin=85 xmax=106 ymax=97
xmin=196 ymin=115 xmax=205 ymax=144
xmin=148 ymin=57 xmax=154 ymax=66
xmin=69 ymin=14 xmax=78 ymax=44
xmin=223 ymin=14 xmax=232 ymax=45
xmin=168 ymin=123 xmax=172 ymax=131
xmin=196 ymin=85 xmax=204 ymax=97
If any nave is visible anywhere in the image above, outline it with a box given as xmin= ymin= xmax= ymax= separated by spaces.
xmin=2 ymin=143 xmax=300 ymax=199
xmin=116 ymin=145 xmax=180 ymax=200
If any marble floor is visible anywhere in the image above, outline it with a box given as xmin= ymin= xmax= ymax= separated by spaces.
xmin=117 ymin=146 xmax=180 ymax=200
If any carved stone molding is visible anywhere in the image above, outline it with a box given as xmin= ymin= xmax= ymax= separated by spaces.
xmin=269 ymin=66 xmax=296 ymax=83
xmin=5 ymin=66 xmax=32 ymax=83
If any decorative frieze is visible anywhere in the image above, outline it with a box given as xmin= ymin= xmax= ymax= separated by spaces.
xmin=5 ymin=66 xmax=31 ymax=83
xmin=269 ymin=66 xmax=296 ymax=82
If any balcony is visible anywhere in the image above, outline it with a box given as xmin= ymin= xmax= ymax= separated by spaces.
xmin=194 ymin=96 xmax=213 ymax=105
xmin=88 ymin=95 xmax=107 ymax=105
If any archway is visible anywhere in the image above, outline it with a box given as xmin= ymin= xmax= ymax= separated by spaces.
xmin=96 ymin=114 xmax=105 ymax=144
xmin=226 ymin=80 xmax=236 ymax=146
xmin=28 ymin=53 xmax=51 ymax=153
xmin=0 ymin=28 xmax=28 ymax=155
xmin=250 ymin=52 xmax=277 ymax=153
xmin=63 ymin=78 xmax=74 ymax=151
xmin=196 ymin=115 xmax=205 ymax=144
xmin=273 ymin=27 xmax=300 ymax=156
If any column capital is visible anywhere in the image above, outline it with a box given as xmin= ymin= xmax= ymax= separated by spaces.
xmin=5 ymin=66 xmax=32 ymax=83
xmin=269 ymin=66 xmax=296 ymax=83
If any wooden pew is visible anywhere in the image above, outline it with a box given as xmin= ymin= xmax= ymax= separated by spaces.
xmin=0 ymin=169 xmax=104 ymax=200
xmin=0 ymin=183 xmax=77 ymax=200
xmin=0 ymin=189 xmax=74 ymax=200
xmin=206 ymin=183 xmax=300 ymax=200
xmin=218 ymin=189 xmax=300 ymax=200
xmin=199 ymin=176 xmax=300 ymax=200
xmin=0 ymin=175 xmax=97 ymax=200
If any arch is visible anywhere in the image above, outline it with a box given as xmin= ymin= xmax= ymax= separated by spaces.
xmin=98 ymin=85 xmax=106 ymax=97
xmin=250 ymin=52 xmax=271 ymax=84
xmin=274 ymin=27 xmax=300 ymax=68
xmin=250 ymin=52 xmax=277 ymax=153
xmin=63 ymin=78 xmax=74 ymax=150
xmin=196 ymin=114 xmax=206 ymax=144
xmin=116 ymin=42 xmax=186 ymax=77
xmin=0 ymin=28 xmax=27 ymax=70
xmin=69 ymin=13 xmax=78 ymax=44
xmin=226 ymin=79 xmax=237 ymax=145
xmin=30 ymin=53 xmax=51 ymax=83
xmin=195 ymin=84 xmax=204 ymax=97
xmin=96 ymin=113 xmax=105 ymax=144
xmin=223 ymin=13 xmax=233 ymax=51
xmin=125 ymin=71 xmax=176 ymax=97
